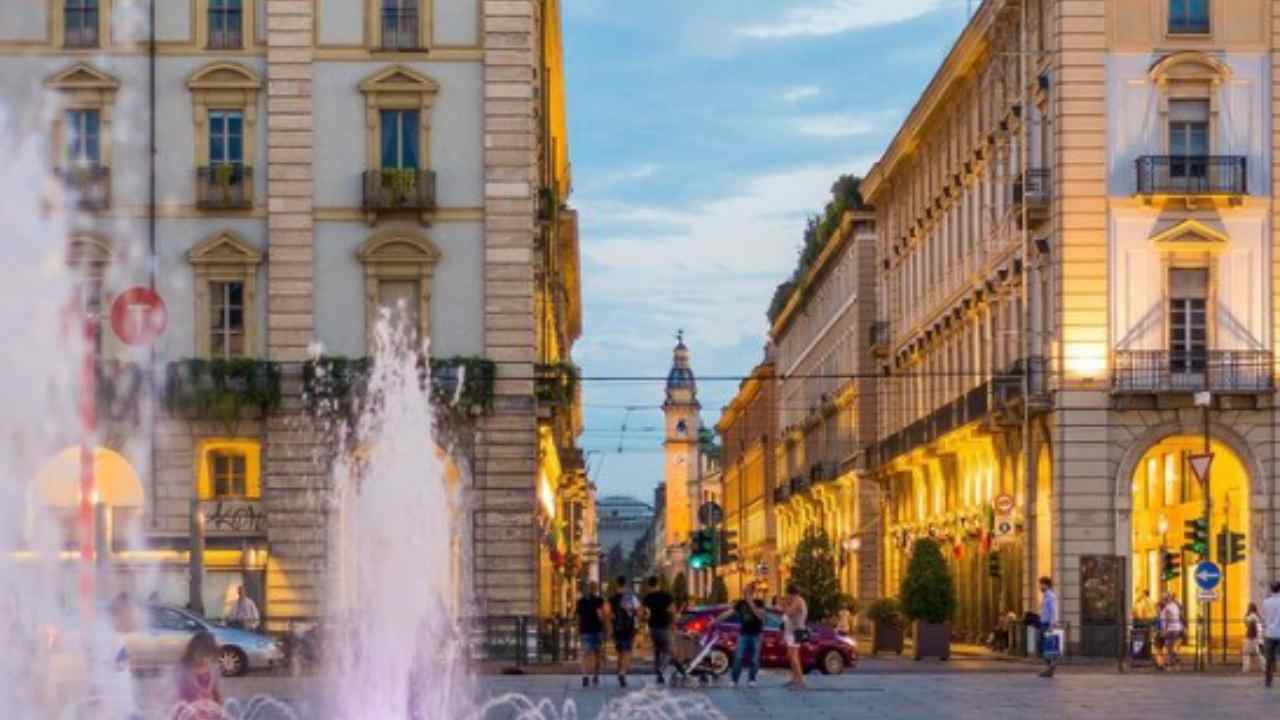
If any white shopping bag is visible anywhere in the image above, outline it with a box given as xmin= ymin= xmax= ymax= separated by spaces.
xmin=1042 ymin=628 xmax=1064 ymax=659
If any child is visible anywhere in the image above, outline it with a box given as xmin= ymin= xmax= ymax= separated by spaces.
xmin=1244 ymin=603 xmax=1264 ymax=672
xmin=175 ymin=630 xmax=223 ymax=717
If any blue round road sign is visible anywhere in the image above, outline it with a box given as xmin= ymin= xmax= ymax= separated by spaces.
xmin=1194 ymin=561 xmax=1222 ymax=591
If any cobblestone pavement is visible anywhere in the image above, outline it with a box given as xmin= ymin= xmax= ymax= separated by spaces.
xmin=211 ymin=667 xmax=1280 ymax=719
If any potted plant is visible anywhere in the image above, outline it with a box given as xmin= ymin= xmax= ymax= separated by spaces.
xmin=865 ymin=598 xmax=905 ymax=655
xmin=900 ymin=537 xmax=956 ymax=660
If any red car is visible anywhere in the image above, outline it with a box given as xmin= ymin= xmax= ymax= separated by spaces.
xmin=677 ymin=604 xmax=857 ymax=676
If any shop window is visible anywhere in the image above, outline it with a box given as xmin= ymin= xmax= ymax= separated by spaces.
xmin=196 ymin=439 xmax=261 ymax=500
xmin=1169 ymin=0 xmax=1209 ymax=34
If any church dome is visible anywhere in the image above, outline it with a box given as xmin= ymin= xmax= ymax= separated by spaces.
xmin=665 ymin=332 xmax=698 ymax=401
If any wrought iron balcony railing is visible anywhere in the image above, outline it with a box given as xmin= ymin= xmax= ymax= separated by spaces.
xmin=1135 ymin=156 xmax=1247 ymax=196
xmin=56 ymin=164 xmax=111 ymax=210
xmin=1113 ymin=350 xmax=1273 ymax=393
xmin=869 ymin=321 xmax=890 ymax=353
xmin=196 ymin=164 xmax=253 ymax=210
xmin=363 ymin=168 xmax=437 ymax=214
xmin=1012 ymin=168 xmax=1050 ymax=207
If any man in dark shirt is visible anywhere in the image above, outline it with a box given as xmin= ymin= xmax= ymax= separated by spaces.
xmin=605 ymin=575 xmax=639 ymax=687
xmin=574 ymin=581 xmax=605 ymax=687
xmin=640 ymin=576 xmax=676 ymax=684
xmin=716 ymin=582 xmax=766 ymax=687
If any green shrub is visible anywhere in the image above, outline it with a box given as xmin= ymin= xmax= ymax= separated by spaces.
xmin=899 ymin=538 xmax=956 ymax=624
xmin=865 ymin=597 xmax=904 ymax=628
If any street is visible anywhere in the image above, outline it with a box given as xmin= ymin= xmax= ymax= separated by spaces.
xmin=208 ymin=668 xmax=1280 ymax=719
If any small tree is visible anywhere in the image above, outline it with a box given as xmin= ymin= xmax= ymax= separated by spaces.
xmin=899 ymin=538 xmax=956 ymax=624
xmin=709 ymin=575 xmax=729 ymax=604
xmin=790 ymin=526 xmax=842 ymax=623
xmin=671 ymin=572 xmax=690 ymax=608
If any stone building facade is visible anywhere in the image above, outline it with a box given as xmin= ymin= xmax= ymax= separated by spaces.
xmin=4 ymin=0 xmax=583 ymax=630
xmin=862 ymin=0 xmax=1280 ymax=652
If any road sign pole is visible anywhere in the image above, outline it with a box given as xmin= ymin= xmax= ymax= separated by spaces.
xmin=1222 ymin=508 xmax=1228 ymax=665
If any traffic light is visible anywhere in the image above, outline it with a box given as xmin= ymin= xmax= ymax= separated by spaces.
xmin=1162 ymin=551 xmax=1181 ymax=581
xmin=1230 ymin=531 xmax=1247 ymax=565
xmin=987 ymin=553 xmax=1001 ymax=578
xmin=690 ymin=530 xmax=713 ymax=569
xmin=719 ymin=529 xmax=739 ymax=565
xmin=1183 ymin=518 xmax=1209 ymax=557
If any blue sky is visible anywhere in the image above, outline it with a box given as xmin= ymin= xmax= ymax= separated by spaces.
xmin=564 ymin=0 xmax=973 ymax=503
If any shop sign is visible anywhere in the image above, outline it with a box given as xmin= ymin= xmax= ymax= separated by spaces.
xmin=201 ymin=500 xmax=267 ymax=536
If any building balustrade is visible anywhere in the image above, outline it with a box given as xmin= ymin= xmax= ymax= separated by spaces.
xmin=1135 ymin=156 xmax=1247 ymax=196
xmin=362 ymin=168 xmax=437 ymax=215
xmin=196 ymin=164 xmax=253 ymax=210
xmin=1012 ymin=168 xmax=1050 ymax=225
xmin=874 ymin=380 xmax=996 ymax=466
xmin=1112 ymin=350 xmax=1273 ymax=394
xmin=56 ymin=164 xmax=111 ymax=210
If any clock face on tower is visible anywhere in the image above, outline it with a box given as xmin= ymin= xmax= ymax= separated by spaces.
xmin=675 ymin=420 xmax=688 ymax=438
xmin=675 ymin=456 xmax=685 ymax=466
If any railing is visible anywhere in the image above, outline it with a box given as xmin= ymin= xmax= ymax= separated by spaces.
xmin=196 ymin=165 xmax=253 ymax=209
xmin=1012 ymin=168 xmax=1050 ymax=208
xmin=790 ymin=475 xmax=809 ymax=495
xmin=1135 ymin=156 xmax=1247 ymax=196
xmin=874 ymin=381 xmax=994 ymax=467
xmin=869 ymin=321 xmax=890 ymax=350
xmin=56 ymin=165 xmax=111 ymax=210
xmin=362 ymin=168 xmax=437 ymax=212
xmin=993 ymin=357 xmax=1049 ymax=406
xmin=164 ymin=359 xmax=283 ymax=419
xmin=1112 ymin=350 xmax=1273 ymax=393
xmin=464 ymin=616 xmax=579 ymax=666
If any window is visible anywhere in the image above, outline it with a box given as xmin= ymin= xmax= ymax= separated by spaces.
xmin=188 ymin=63 xmax=262 ymax=208
xmin=380 ymin=110 xmax=419 ymax=170
xmin=65 ymin=0 xmax=99 ymax=48
xmin=1169 ymin=0 xmax=1209 ymax=34
xmin=1168 ymin=100 xmax=1209 ymax=183
xmin=381 ymin=0 xmax=420 ymax=49
xmin=378 ymin=278 xmax=421 ymax=342
xmin=209 ymin=110 xmax=244 ymax=167
xmin=189 ymin=231 xmax=260 ymax=359
xmin=1169 ymin=268 xmax=1208 ymax=375
xmin=209 ymin=450 xmax=248 ymax=498
xmin=65 ymin=109 xmax=101 ymax=167
xmin=358 ymin=231 xmax=440 ymax=349
xmin=210 ymin=280 xmax=245 ymax=359
xmin=208 ymin=0 xmax=244 ymax=49
xmin=78 ymin=276 xmax=105 ymax=357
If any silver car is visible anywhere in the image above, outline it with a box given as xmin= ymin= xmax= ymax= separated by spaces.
xmin=133 ymin=605 xmax=284 ymax=676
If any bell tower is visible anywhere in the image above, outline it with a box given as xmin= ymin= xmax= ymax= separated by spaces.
xmin=663 ymin=331 xmax=701 ymax=551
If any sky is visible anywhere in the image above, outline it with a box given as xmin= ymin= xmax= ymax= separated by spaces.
xmin=564 ymin=0 xmax=974 ymax=503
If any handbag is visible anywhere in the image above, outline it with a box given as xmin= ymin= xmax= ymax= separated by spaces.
xmin=1041 ymin=628 xmax=1064 ymax=659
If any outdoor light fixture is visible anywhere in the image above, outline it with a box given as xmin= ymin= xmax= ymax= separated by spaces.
xmin=1157 ymin=514 xmax=1169 ymax=536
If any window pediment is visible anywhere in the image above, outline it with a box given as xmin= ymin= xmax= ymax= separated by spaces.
xmin=67 ymin=232 xmax=114 ymax=269
xmin=1149 ymin=219 xmax=1228 ymax=253
xmin=187 ymin=62 xmax=263 ymax=92
xmin=1149 ymin=51 xmax=1231 ymax=86
xmin=45 ymin=63 xmax=121 ymax=92
xmin=359 ymin=65 xmax=440 ymax=97
xmin=189 ymin=231 xmax=262 ymax=267
xmin=357 ymin=230 xmax=441 ymax=267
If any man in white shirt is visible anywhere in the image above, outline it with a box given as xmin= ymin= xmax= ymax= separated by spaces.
xmin=1262 ymin=582 xmax=1280 ymax=687
xmin=1038 ymin=576 xmax=1059 ymax=678
xmin=228 ymin=585 xmax=260 ymax=631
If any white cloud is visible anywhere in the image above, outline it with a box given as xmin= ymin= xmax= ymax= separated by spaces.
xmin=792 ymin=114 xmax=876 ymax=138
xmin=577 ymin=157 xmax=877 ymax=355
xmin=736 ymin=0 xmax=953 ymax=39
xmin=781 ymin=85 xmax=822 ymax=103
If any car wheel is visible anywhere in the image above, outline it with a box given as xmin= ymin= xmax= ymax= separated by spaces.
xmin=819 ymin=649 xmax=846 ymax=675
xmin=706 ymin=648 xmax=731 ymax=676
xmin=218 ymin=646 xmax=248 ymax=677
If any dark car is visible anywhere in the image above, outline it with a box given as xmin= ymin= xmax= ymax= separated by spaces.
xmin=682 ymin=605 xmax=857 ymax=676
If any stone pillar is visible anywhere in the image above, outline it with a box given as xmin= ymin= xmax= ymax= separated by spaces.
xmin=261 ymin=0 xmax=324 ymax=632
xmin=476 ymin=0 xmax=540 ymax=617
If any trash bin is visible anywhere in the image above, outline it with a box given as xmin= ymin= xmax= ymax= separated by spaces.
xmin=1023 ymin=612 xmax=1042 ymax=658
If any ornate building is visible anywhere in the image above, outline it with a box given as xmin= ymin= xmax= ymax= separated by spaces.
xmin=658 ymin=333 xmax=702 ymax=580
xmin=863 ymin=0 xmax=1278 ymax=653
xmin=4 ymin=0 xmax=585 ymax=630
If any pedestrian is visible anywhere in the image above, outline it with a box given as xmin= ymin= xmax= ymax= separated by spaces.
xmin=782 ymin=583 xmax=808 ymax=689
xmin=835 ymin=603 xmax=854 ymax=637
xmin=716 ymin=582 xmax=765 ymax=688
xmin=175 ymin=630 xmax=223 ymax=718
xmin=640 ymin=576 xmax=675 ymax=685
xmin=1133 ymin=590 xmax=1155 ymax=625
xmin=1262 ymin=581 xmax=1280 ymax=687
xmin=1243 ymin=602 xmax=1264 ymax=673
xmin=574 ymin=581 xmax=605 ymax=688
xmin=1158 ymin=593 xmax=1183 ymax=671
xmin=227 ymin=585 xmax=260 ymax=631
xmin=1037 ymin=576 xmax=1060 ymax=678
xmin=604 ymin=575 xmax=639 ymax=688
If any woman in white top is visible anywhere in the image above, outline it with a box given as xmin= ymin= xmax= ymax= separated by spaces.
xmin=1159 ymin=593 xmax=1184 ymax=671
xmin=782 ymin=584 xmax=808 ymax=689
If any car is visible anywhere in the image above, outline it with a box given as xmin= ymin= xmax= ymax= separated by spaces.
xmin=695 ymin=607 xmax=857 ymax=676
xmin=134 ymin=604 xmax=284 ymax=676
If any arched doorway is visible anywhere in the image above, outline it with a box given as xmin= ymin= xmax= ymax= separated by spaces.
xmin=1129 ymin=436 xmax=1250 ymax=646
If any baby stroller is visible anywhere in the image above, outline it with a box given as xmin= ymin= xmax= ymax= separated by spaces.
xmin=664 ymin=629 xmax=723 ymax=687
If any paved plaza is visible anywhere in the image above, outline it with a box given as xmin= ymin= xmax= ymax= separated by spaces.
xmin=209 ymin=667 xmax=1280 ymax=719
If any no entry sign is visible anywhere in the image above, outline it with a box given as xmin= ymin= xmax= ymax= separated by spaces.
xmin=111 ymin=287 xmax=167 ymax=347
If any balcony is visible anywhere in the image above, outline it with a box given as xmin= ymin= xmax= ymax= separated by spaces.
xmin=362 ymin=168 xmax=437 ymax=223
xmin=1113 ymin=350 xmax=1273 ymax=394
xmin=196 ymin=165 xmax=253 ymax=210
xmin=1135 ymin=156 xmax=1247 ymax=198
xmin=1012 ymin=168 xmax=1050 ymax=226
xmin=55 ymin=165 xmax=110 ymax=210
xmin=994 ymin=357 xmax=1049 ymax=406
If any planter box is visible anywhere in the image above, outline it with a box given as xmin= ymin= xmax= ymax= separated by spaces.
xmin=912 ymin=621 xmax=951 ymax=660
xmin=871 ymin=622 xmax=904 ymax=655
